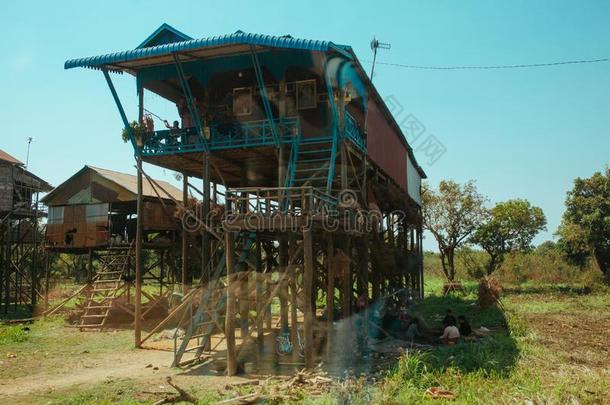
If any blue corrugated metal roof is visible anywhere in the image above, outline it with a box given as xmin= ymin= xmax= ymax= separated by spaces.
xmin=65 ymin=31 xmax=352 ymax=70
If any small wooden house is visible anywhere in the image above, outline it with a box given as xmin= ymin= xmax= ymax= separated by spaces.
xmin=42 ymin=166 xmax=182 ymax=250
xmin=0 ymin=149 xmax=51 ymax=217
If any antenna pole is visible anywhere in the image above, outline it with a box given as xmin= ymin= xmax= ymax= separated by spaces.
xmin=25 ymin=137 xmax=33 ymax=168
xmin=364 ymin=37 xmax=392 ymax=136
xmin=369 ymin=37 xmax=391 ymax=83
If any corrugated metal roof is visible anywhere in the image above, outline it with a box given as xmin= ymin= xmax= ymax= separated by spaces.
xmin=88 ymin=166 xmax=183 ymax=201
xmin=65 ymin=31 xmax=350 ymax=70
xmin=63 ymin=25 xmax=426 ymax=178
xmin=0 ymin=149 xmax=24 ymax=165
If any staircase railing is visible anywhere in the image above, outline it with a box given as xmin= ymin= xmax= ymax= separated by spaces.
xmin=344 ymin=111 xmax=366 ymax=152
xmin=226 ymin=186 xmax=337 ymax=218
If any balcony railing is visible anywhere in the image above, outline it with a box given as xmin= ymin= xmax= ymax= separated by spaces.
xmin=140 ymin=114 xmax=366 ymax=157
xmin=141 ymin=117 xmax=300 ymax=156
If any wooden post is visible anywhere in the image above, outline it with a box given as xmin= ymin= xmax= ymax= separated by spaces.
xmin=44 ymin=252 xmax=51 ymax=311
xmin=87 ymin=249 xmax=93 ymax=280
xmin=181 ymin=173 xmax=188 ymax=294
xmin=239 ymin=270 xmax=249 ymax=339
xmin=134 ymin=156 xmax=143 ymax=348
xmin=264 ymin=242 xmax=273 ymax=330
xmin=289 ymin=236 xmax=298 ymax=351
xmin=202 ymin=154 xmax=210 ymax=284
xmin=417 ymin=224 xmax=424 ymax=299
xmin=325 ymin=235 xmax=334 ymax=358
xmin=342 ymin=238 xmax=352 ymax=318
xmin=133 ymin=82 xmax=145 ymax=348
xmin=303 ymin=228 xmax=314 ymax=369
xmin=279 ymin=238 xmax=289 ymax=334
xmin=159 ymin=250 xmax=164 ymax=296
xmin=225 ymin=230 xmax=237 ymax=376
xmin=255 ymin=236 xmax=264 ymax=358
xmin=361 ymin=237 xmax=369 ymax=305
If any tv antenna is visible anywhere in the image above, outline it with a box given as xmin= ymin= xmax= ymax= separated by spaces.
xmin=369 ymin=37 xmax=391 ymax=82
xmin=25 ymin=137 xmax=33 ymax=168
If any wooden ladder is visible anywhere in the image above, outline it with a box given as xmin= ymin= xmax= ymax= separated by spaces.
xmin=79 ymin=247 xmax=132 ymax=331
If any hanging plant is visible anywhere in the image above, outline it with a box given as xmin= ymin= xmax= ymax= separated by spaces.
xmin=121 ymin=121 xmax=147 ymax=145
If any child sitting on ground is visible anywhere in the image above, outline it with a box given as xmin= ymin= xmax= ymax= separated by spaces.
xmin=439 ymin=319 xmax=460 ymax=345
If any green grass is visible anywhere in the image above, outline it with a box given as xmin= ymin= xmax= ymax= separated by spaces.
xmin=0 ymin=324 xmax=30 ymax=344
xmin=41 ymin=378 xmax=143 ymax=405
xmin=359 ymin=276 xmax=610 ymax=404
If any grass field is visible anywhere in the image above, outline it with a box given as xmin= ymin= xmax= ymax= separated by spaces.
xmin=0 ymin=276 xmax=608 ymax=404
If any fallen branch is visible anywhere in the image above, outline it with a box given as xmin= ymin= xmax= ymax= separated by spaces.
xmin=224 ymin=380 xmax=260 ymax=390
xmin=152 ymin=376 xmax=197 ymax=404
xmin=217 ymin=392 xmax=262 ymax=404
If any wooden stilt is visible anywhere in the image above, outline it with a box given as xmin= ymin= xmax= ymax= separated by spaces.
xmin=264 ymin=242 xmax=273 ymax=330
xmin=181 ymin=173 xmax=188 ymax=294
xmin=289 ymin=236 xmax=298 ymax=350
xmin=303 ymin=228 xmax=314 ymax=369
xmin=87 ymin=249 xmax=93 ymax=280
xmin=134 ymin=155 xmax=143 ymax=348
xmin=239 ymin=270 xmax=249 ymax=338
xmin=342 ymin=237 xmax=352 ymax=318
xmin=255 ymin=237 xmax=264 ymax=359
xmin=279 ymin=237 xmax=289 ymax=333
xmin=225 ymin=230 xmax=237 ymax=376
xmin=202 ymin=153 xmax=210 ymax=284
xmin=325 ymin=235 xmax=334 ymax=358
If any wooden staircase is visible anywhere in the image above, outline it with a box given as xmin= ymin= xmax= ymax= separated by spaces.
xmin=285 ymin=134 xmax=338 ymax=193
xmin=79 ymin=247 xmax=132 ymax=331
xmin=172 ymin=232 xmax=256 ymax=366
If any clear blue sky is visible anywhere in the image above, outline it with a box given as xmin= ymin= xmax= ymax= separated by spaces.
xmin=1 ymin=1 xmax=609 ymax=249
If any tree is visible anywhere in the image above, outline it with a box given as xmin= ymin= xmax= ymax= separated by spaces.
xmin=472 ymin=199 xmax=546 ymax=275
xmin=422 ymin=180 xmax=487 ymax=281
xmin=557 ymin=168 xmax=610 ymax=276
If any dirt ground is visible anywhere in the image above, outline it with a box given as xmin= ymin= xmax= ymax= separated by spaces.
xmin=528 ymin=311 xmax=609 ymax=370
xmin=507 ymin=294 xmax=610 ymax=373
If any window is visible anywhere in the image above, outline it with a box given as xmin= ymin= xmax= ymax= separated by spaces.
xmin=48 ymin=206 xmax=64 ymax=225
xmin=296 ymin=80 xmax=317 ymax=110
xmin=233 ymin=87 xmax=253 ymax=116
xmin=86 ymin=203 xmax=109 ymax=223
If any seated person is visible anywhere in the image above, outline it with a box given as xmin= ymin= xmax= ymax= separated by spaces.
xmin=442 ymin=309 xmax=457 ymax=328
xmin=405 ymin=318 xmax=421 ymax=341
xmin=458 ymin=315 xmax=473 ymax=337
xmin=439 ymin=323 xmax=460 ymax=345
